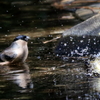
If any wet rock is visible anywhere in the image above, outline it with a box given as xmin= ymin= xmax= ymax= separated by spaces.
xmin=50 ymin=1 xmax=100 ymax=20
xmin=74 ymin=3 xmax=100 ymax=20
xmin=63 ymin=13 xmax=100 ymax=36
xmin=55 ymin=35 xmax=100 ymax=57
xmin=55 ymin=14 xmax=100 ymax=59
xmin=74 ymin=8 xmax=97 ymax=20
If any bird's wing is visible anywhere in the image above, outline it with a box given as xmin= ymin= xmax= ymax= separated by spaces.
xmin=0 ymin=51 xmax=17 ymax=62
xmin=0 ymin=54 xmax=4 ymax=62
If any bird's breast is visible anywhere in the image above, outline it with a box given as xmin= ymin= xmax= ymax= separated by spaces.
xmin=12 ymin=46 xmax=28 ymax=63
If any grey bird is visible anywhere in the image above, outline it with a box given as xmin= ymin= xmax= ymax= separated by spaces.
xmin=0 ymin=35 xmax=30 ymax=65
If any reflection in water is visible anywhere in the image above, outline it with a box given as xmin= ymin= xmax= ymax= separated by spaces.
xmin=0 ymin=63 xmax=33 ymax=89
xmin=92 ymin=78 xmax=100 ymax=92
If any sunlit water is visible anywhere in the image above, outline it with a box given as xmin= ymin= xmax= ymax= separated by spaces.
xmin=0 ymin=34 xmax=100 ymax=100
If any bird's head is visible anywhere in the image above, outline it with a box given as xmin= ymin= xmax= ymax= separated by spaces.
xmin=13 ymin=35 xmax=30 ymax=42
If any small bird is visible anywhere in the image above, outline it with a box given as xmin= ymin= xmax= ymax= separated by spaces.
xmin=0 ymin=35 xmax=30 ymax=65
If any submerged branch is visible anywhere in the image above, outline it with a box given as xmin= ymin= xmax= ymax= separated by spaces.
xmin=43 ymin=36 xmax=61 ymax=44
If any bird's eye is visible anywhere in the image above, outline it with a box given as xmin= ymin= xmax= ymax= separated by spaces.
xmin=13 ymin=35 xmax=30 ymax=42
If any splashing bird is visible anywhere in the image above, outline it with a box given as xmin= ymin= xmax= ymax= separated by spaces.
xmin=0 ymin=35 xmax=30 ymax=65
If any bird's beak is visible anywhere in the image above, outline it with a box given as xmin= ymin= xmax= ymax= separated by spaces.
xmin=25 ymin=36 xmax=30 ymax=41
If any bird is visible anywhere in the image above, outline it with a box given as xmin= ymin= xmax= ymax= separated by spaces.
xmin=0 ymin=35 xmax=30 ymax=65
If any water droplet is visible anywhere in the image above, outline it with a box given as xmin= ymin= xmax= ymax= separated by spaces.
xmin=93 ymin=38 xmax=96 ymax=41
xmin=22 ymin=20 xmax=24 ymax=22
xmin=70 ymin=36 xmax=73 ymax=39
xmin=80 ymin=40 xmax=83 ymax=43
xmin=70 ymin=39 xmax=73 ymax=41
xmin=72 ymin=60 xmax=74 ymax=62
xmin=72 ymin=42 xmax=74 ymax=44
xmin=48 ymin=35 xmax=52 ymax=37
xmin=64 ymin=43 xmax=67 ymax=46
xmin=71 ymin=51 xmax=74 ymax=55
xmin=59 ymin=48 xmax=62 ymax=50
xmin=77 ymin=47 xmax=80 ymax=50
xmin=83 ymin=35 xmax=85 ymax=38
xmin=78 ymin=96 xmax=82 ymax=99
xmin=52 ymin=67 xmax=55 ymax=70
xmin=37 ymin=56 xmax=41 ymax=59
xmin=61 ymin=42 xmax=63 ymax=44
xmin=5 ymin=35 xmax=8 ymax=37
xmin=56 ymin=54 xmax=59 ymax=56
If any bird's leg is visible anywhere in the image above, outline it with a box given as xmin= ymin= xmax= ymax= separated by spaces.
xmin=0 ymin=61 xmax=10 ymax=66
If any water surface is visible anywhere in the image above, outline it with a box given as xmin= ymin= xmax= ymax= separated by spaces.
xmin=0 ymin=34 xmax=100 ymax=100
xmin=0 ymin=1 xmax=100 ymax=100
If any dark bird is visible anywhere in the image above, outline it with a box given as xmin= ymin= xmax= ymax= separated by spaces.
xmin=0 ymin=35 xmax=30 ymax=65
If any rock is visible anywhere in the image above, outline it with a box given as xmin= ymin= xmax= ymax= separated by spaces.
xmin=55 ymin=14 xmax=100 ymax=59
xmin=74 ymin=8 xmax=97 ymax=20
xmin=63 ymin=13 xmax=100 ymax=36
xmin=74 ymin=3 xmax=100 ymax=20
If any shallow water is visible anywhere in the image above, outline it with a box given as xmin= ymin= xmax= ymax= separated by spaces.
xmin=0 ymin=1 xmax=100 ymax=100
xmin=0 ymin=34 xmax=100 ymax=100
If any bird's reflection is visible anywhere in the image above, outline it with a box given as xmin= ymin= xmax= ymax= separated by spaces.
xmin=0 ymin=63 xmax=33 ymax=89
